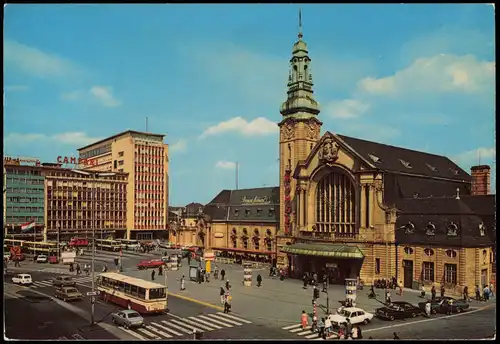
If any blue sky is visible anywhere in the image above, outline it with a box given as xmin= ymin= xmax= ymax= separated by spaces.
xmin=4 ymin=4 xmax=495 ymax=206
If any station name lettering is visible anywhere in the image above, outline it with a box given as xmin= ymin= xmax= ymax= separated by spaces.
xmin=240 ymin=196 xmax=271 ymax=205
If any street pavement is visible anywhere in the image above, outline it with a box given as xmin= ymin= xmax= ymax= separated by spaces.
xmin=4 ymin=269 xmax=295 ymax=340
xmin=6 ymin=252 xmax=497 ymax=340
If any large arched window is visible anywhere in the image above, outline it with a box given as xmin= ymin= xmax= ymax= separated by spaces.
xmin=315 ymin=172 xmax=356 ymax=234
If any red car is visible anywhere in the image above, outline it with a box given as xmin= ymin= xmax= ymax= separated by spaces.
xmin=137 ymin=259 xmax=164 ymax=270
xmin=69 ymin=238 xmax=89 ymax=247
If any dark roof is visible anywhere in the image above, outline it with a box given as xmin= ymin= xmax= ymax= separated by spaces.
xmin=337 ymin=134 xmax=471 ymax=182
xmin=384 ymin=173 xmax=471 ymax=206
xmin=78 ymin=130 xmax=165 ymax=151
xmin=204 ymin=187 xmax=280 ymax=223
xmin=395 ymin=196 xmax=495 ymax=247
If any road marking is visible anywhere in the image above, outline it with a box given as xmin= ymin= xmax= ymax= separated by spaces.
xmin=189 ymin=316 xmax=222 ymax=329
xmin=150 ymin=322 xmax=183 ymax=336
xmin=298 ymin=330 xmax=314 ymax=336
xmin=215 ymin=312 xmax=252 ymax=324
xmin=162 ymin=320 xmax=200 ymax=334
xmin=117 ymin=326 xmax=148 ymax=340
xmin=166 ymin=291 xmax=224 ymax=311
xmin=291 ymin=326 xmax=310 ymax=333
xmin=206 ymin=313 xmax=242 ymax=326
xmin=172 ymin=317 xmax=215 ymax=331
xmin=283 ymin=324 xmax=303 ymax=330
xmin=197 ymin=314 xmax=234 ymax=327
xmin=145 ymin=325 xmax=172 ymax=338
xmin=137 ymin=327 xmax=161 ymax=339
xmin=363 ymin=304 xmax=496 ymax=333
xmin=306 ymin=333 xmax=320 ymax=339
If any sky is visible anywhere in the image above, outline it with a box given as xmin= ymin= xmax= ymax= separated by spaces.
xmin=3 ymin=4 xmax=496 ymax=206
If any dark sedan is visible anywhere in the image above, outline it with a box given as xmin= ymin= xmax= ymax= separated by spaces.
xmin=418 ymin=297 xmax=469 ymax=314
xmin=375 ymin=301 xmax=423 ymax=321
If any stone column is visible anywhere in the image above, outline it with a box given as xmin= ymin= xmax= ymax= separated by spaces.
xmin=360 ymin=184 xmax=366 ymax=228
xmin=368 ymin=184 xmax=374 ymax=228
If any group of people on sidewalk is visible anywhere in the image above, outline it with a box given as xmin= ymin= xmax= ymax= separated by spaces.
xmin=302 ymin=311 xmax=363 ymax=340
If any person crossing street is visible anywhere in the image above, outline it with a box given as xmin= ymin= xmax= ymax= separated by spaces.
xmin=151 ymin=269 xmax=155 ymax=281
xmin=180 ymin=275 xmax=186 ymax=291
xmin=256 ymin=274 xmax=262 ymax=287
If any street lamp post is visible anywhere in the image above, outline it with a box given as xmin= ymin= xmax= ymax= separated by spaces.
xmin=71 ymin=169 xmax=116 ymax=326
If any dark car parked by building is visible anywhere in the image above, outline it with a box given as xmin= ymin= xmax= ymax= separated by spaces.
xmin=418 ymin=297 xmax=469 ymax=314
xmin=375 ymin=301 xmax=424 ymax=321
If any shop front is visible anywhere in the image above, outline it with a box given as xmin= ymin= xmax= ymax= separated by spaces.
xmin=211 ymin=247 xmax=275 ymax=265
xmin=280 ymin=242 xmax=364 ymax=284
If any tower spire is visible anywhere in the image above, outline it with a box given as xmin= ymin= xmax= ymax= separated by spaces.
xmin=298 ymin=8 xmax=303 ymax=40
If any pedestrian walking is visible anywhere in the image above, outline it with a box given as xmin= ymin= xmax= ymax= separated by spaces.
xmin=205 ymin=271 xmax=210 ymax=283
xmin=345 ymin=318 xmax=352 ymax=338
xmin=14 ymin=259 xmax=20 ymax=267
xmin=187 ymin=254 xmax=191 ymax=266
xmin=158 ymin=265 xmax=163 ymax=276
xmin=256 ymin=274 xmax=262 ymax=287
xmin=324 ymin=316 xmax=333 ymax=338
xmin=180 ymin=275 xmax=186 ymax=291
xmin=220 ymin=286 xmax=225 ymax=304
xmin=303 ymin=274 xmax=308 ymax=289
xmin=151 ymin=269 xmax=155 ymax=281
xmin=225 ymin=280 xmax=231 ymax=290
xmin=220 ymin=269 xmax=226 ymax=281
xmin=385 ymin=289 xmax=392 ymax=304
xmin=463 ymin=286 xmax=469 ymax=302
xmin=213 ymin=265 xmax=219 ymax=279
xmin=223 ymin=292 xmax=232 ymax=313
xmin=311 ymin=314 xmax=318 ymax=333
xmin=398 ymin=281 xmax=403 ymax=296
xmin=76 ymin=263 xmax=81 ymax=275
xmin=338 ymin=328 xmax=345 ymax=340
xmin=483 ymin=285 xmax=490 ymax=301
xmin=475 ymin=285 xmax=481 ymax=301
xmin=489 ymin=283 xmax=494 ymax=297
xmin=440 ymin=285 xmax=445 ymax=298
xmin=357 ymin=325 xmax=363 ymax=339
xmin=393 ymin=332 xmax=400 ymax=340
xmin=425 ymin=300 xmax=431 ymax=317
xmin=431 ymin=285 xmax=436 ymax=300
xmin=318 ymin=317 xmax=325 ymax=338
xmin=301 ymin=310 xmax=308 ymax=330
xmin=420 ymin=285 xmax=426 ymax=298
xmin=313 ymin=272 xmax=318 ymax=286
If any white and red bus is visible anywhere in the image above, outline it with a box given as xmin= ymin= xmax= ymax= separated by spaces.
xmin=97 ymin=272 xmax=168 ymax=314
xmin=69 ymin=237 xmax=89 ymax=248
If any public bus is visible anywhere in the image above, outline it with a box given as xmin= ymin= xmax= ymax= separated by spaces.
xmin=23 ymin=241 xmax=58 ymax=255
xmin=95 ymin=239 xmax=121 ymax=252
xmin=97 ymin=272 xmax=168 ymax=314
xmin=4 ymin=239 xmax=25 ymax=248
xmin=115 ymin=239 xmax=141 ymax=250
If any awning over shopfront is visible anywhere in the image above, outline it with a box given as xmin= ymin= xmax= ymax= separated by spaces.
xmin=280 ymin=243 xmax=364 ymax=259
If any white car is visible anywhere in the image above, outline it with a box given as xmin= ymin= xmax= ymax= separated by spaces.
xmin=329 ymin=307 xmax=373 ymax=326
xmin=36 ymin=255 xmax=48 ymax=263
xmin=12 ymin=273 xmax=33 ymax=285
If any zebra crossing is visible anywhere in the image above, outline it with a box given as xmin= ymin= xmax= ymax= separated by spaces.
xmin=28 ymin=276 xmax=94 ymax=289
xmin=117 ymin=312 xmax=252 ymax=340
xmin=57 ymin=334 xmax=85 ymax=340
xmin=281 ymin=323 xmax=338 ymax=340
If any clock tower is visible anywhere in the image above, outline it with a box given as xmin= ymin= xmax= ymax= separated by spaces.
xmin=278 ymin=10 xmax=322 ymax=246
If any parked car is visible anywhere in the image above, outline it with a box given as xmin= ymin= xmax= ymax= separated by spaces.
xmin=136 ymin=259 xmax=165 ymax=270
xmin=111 ymin=310 xmax=145 ymax=329
xmin=329 ymin=307 xmax=374 ymax=326
xmin=375 ymin=301 xmax=423 ymax=321
xmin=53 ymin=276 xmax=76 ymax=287
xmin=418 ymin=297 xmax=469 ymax=314
xmin=49 ymin=255 xmax=58 ymax=264
xmin=12 ymin=273 xmax=33 ymax=285
xmin=54 ymin=286 xmax=84 ymax=302
xmin=36 ymin=255 xmax=48 ymax=263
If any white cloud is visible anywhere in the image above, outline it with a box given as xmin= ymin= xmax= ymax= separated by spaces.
xmin=4 ymin=40 xmax=83 ymax=79
xmin=452 ymin=147 xmax=496 ymax=168
xmin=5 ymin=85 xmax=29 ymax=92
xmin=199 ymin=117 xmax=277 ymax=139
xmin=358 ymin=54 xmax=495 ymax=96
xmin=89 ymin=86 xmax=121 ymax=107
xmin=323 ymin=99 xmax=370 ymax=119
xmin=61 ymin=90 xmax=84 ymax=101
xmin=215 ymin=161 xmax=237 ymax=170
xmin=4 ymin=132 xmax=102 ymax=147
xmin=169 ymin=139 xmax=187 ymax=153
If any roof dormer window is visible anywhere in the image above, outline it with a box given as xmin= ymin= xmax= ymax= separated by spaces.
xmin=426 ymin=163 xmax=437 ymax=172
xmin=399 ymin=159 xmax=412 ymax=169
xmin=368 ymin=154 xmax=381 ymax=163
xmin=245 ymin=209 xmax=251 ymax=217
xmin=234 ymin=209 xmax=239 ymax=216
xmin=449 ymin=168 xmax=459 ymax=176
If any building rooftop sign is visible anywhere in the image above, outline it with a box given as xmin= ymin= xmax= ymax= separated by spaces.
xmin=240 ymin=196 xmax=271 ymax=205
xmin=57 ymin=156 xmax=98 ymax=166
xmin=3 ymin=156 xmax=41 ymax=166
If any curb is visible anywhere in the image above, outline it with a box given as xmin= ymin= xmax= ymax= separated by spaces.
xmin=167 ymin=291 xmax=225 ymax=311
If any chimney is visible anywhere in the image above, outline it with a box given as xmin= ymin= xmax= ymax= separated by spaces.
xmin=471 ymin=165 xmax=491 ymax=195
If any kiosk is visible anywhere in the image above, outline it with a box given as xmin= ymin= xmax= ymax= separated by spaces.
xmin=345 ymin=278 xmax=357 ymax=306
xmin=243 ymin=262 xmax=252 ymax=287
xmin=189 ymin=262 xmax=199 ymax=281
xmin=170 ymin=255 xmax=179 ymax=271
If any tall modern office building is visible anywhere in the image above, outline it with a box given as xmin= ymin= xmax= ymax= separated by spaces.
xmin=78 ymin=130 xmax=169 ymax=240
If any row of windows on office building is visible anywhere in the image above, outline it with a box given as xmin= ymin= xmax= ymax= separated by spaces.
xmin=47 ymin=190 xmax=126 ymax=201
xmin=6 ymin=187 xmax=44 ymax=194
xmin=47 ymin=202 xmax=126 ymax=211
xmin=6 ymin=196 xmax=44 ymax=203
xmin=6 ymin=177 xmax=44 ymax=185
xmin=48 ymin=180 xmax=126 ymax=191
xmin=5 ymin=169 xmax=43 ymax=176
xmin=6 ymin=216 xmax=44 ymax=223
xmin=46 ymin=220 xmax=126 ymax=230
xmin=7 ymin=206 xmax=44 ymax=213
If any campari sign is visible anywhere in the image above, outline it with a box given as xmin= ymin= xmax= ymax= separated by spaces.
xmin=56 ymin=156 xmax=98 ymax=166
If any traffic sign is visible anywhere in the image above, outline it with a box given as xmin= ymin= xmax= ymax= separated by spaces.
xmin=87 ymin=291 xmax=99 ymax=296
